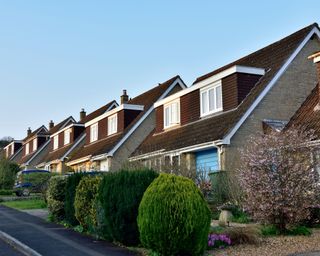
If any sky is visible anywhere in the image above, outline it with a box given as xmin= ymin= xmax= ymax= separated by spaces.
xmin=1 ymin=0 xmax=320 ymax=139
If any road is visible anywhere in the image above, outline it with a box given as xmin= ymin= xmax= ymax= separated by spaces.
xmin=0 ymin=238 xmax=23 ymax=256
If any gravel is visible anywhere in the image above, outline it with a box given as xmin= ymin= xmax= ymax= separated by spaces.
xmin=209 ymin=229 xmax=320 ymax=256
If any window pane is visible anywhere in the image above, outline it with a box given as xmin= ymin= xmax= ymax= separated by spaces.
xmin=208 ymin=88 xmax=215 ymax=112
xmin=201 ymin=91 xmax=208 ymax=114
xmin=216 ymin=85 xmax=222 ymax=109
xmin=165 ymin=107 xmax=170 ymax=127
xmin=171 ymin=103 xmax=178 ymax=123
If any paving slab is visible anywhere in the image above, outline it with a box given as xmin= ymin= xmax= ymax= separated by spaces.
xmin=0 ymin=205 xmax=136 ymax=256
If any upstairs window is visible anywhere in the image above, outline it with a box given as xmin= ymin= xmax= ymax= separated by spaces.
xmin=90 ymin=123 xmax=98 ymax=142
xmin=108 ymin=114 xmax=117 ymax=135
xmin=33 ymin=139 xmax=37 ymax=151
xmin=53 ymin=135 xmax=59 ymax=150
xmin=164 ymin=100 xmax=180 ymax=129
xmin=25 ymin=143 xmax=30 ymax=155
xmin=200 ymin=81 xmax=223 ymax=117
xmin=11 ymin=145 xmax=14 ymax=155
xmin=64 ymin=129 xmax=71 ymax=145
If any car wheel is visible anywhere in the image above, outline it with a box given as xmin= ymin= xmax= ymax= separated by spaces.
xmin=22 ymin=189 xmax=30 ymax=197
xmin=15 ymin=191 xmax=22 ymax=197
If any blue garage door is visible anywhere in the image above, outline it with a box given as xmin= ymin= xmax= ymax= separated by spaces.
xmin=195 ymin=148 xmax=219 ymax=175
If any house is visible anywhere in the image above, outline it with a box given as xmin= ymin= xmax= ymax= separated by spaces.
xmin=18 ymin=117 xmax=75 ymax=169
xmin=67 ymin=75 xmax=186 ymax=171
xmin=129 ymin=23 xmax=320 ymax=175
xmin=18 ymin=125 xmax=50 ymax=169
xmin=3 ymin=140 xmax=23 ymax=162
xmin=36 ymin=115 xmax=86 ymax=173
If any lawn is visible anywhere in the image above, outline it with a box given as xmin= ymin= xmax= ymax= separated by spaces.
xmin=1 ymin=199 xmax=47 ymax=210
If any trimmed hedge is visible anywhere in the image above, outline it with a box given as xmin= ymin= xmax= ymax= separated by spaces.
xmin=0 ymin=189 xmax=14 ymax=195
xmin=99 ymin=169 xmax=158 ymax=246
xmin=74 ymin=176 xmax=102 ymax=232
xmin=64 ymin=173 xmax=85 ymax=226
xmin=46 ymin=176 xmax=67 ymax=221
xmin=138 ymin=173 xmax=211 ymax=256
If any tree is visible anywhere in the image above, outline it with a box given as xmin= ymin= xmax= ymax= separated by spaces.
xmin=0 ymin=136 xmax=13 ymax=149
xmin=238 ymin=128 xmax=320 ymax=233
xmin=0 ymin=156 xmax=20 ymax=189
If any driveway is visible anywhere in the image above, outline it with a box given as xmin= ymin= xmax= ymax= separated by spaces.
xmin=0 ymin=205 xmax=136 ymax=256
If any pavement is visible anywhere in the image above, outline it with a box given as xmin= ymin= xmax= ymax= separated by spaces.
xmin=0 ymin=205 xmax=136 ymax=256
xmin=289 ymin=252 xmax=320 ymax=256
xmin=22 ymin=209 xmax=49 ymax=220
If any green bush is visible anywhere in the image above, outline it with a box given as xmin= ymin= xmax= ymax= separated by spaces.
xmin=64 ymin=173 xmax=85 ymax=226
xmin=0 ymin=158 xmax=20 ymax=190
xmin=74 ymin=176 xmax=102 ymax=232
xmin=98 ymin=169 xmax=158 ymax=246
xmin=0 ymin=189 xmax=14 ymax=195
xmin=261 ymin=224 xmax=312 ymax=236
xmin=46 ymin=176 xmax=67 ymax=221
xmin=209 ymin=172 xmax=232 ymax=206
xmin=138 ymin=173 xmax=211 ymax=256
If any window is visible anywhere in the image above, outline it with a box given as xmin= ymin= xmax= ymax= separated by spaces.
xmin=200 ymin=81 xmax=223 ymax=116
xmin=64 ymin=129 xmax=71 ymax=145
xmin=90 ymin=123 xmax=98 ymax=142
xmin=164 ymin=100 xmax=180 ymax=128
xmin=33 ymin=139 xmax=37 ymax=151
xmin=108 ymin=114 xmax=117 ymax=135
xmin=11 ymin=145 xmax=14 ymax=155
xmin=53 ymin=135 xmax=59 ymax=150
xmin=25 ymin=143 xmax=30 ymax=155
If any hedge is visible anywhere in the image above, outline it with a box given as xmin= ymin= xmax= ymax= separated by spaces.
xmin=138 ymin=173 xmax=211 ymax=256
xmin=46 ymin=176 xmax=67 ymax=221
xmin=74 ymin=176 xmax=102 ymax=232
xmin=98 ymin=169 xmax=158 ymax=245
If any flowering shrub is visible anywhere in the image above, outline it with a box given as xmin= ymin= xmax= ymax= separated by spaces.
xmin=208 ymin=233 xmax=231 ymax=249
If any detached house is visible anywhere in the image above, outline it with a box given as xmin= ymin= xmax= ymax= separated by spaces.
xmin=3 ymin=140 xmax=23 ymax=162
xmin=36 ymin=116 xmax=84 ymax=172
xmin=67 ymin=76 xmax=186 ymax=171
xmin=130 ymin=23 xmax=320 ymax=175
xmin=18 ymin=125 xmax=50 ymax=169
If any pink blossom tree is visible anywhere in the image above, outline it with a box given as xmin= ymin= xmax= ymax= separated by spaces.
xmin=238 ymin=128 xmax=320 ymax=233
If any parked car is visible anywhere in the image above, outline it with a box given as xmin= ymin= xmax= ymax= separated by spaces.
xmin=14 ymin=169 xmax=50 ymax=196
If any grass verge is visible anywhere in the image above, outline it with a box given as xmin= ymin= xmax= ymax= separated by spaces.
xmin=1 ymin=199 xmax=47 ymax=210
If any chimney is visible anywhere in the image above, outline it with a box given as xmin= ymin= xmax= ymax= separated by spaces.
xmin=80 ymin=108 xmax=86 ymax=121
xmin=309 ymin=52 xmax=320 ymax=111
xmin=49 ymin=120 xmax=54 ymax=130
xmin=27 ymin=127 xmax=32 ymax=136
xmin=120 ymin=89 xmax=129 ymax=104
xmin=308 ymin=51 xmax=320 ymax=83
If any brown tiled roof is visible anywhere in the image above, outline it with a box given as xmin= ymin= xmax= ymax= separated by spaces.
xmin=79 ymin=100 xmax=118 ymax=124
xmin=286 ymin=84 xmax=320 ymax=137
xmin=49 ymin=116 xmax=75 ymax=135
xmin=23 ymin=126 xmax=47 ymax=142
xmin=69 ymin=75 xmax=181 ymax=161
xmin=132 ymin=23 xmax=319 ymax=156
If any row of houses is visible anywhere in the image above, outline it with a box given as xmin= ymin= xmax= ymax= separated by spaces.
xmin=4 ymin=23 xmax=320 ymax=175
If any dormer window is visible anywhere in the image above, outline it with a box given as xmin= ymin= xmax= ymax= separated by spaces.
xmin=33 ymin=139 xmax=37 ymax=151
xmin=64 ymin=129 xmax=71 ymax=145
xmin=164 ymin=99 xmax=180 ymax=129
xmin=90 ymin=123 xmax=98 ymax=142
xmin=11 ymin=145 xmax=14 ymax=155
xmin=200 ymin=81 xmax=223 ymax=117
xmin=26 ymin=143 xmax=30 ymax=155
xmin=53 ymin=135 xmax=59 ymax=150
xmin=108 ymin=114 xmax=117 ymax=136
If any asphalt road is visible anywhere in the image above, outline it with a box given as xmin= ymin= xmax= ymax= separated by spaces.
xmin=0 ymin=238 xmax=23 ymax=256
xmin=0 ymin=205 xmax=136 ymax=256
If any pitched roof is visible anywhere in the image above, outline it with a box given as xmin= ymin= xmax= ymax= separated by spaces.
xmin=49 ymin=116 xmax=75 ymax=135
xmin=132 ymin=23 xmax=320 ymax=157
xmin=23 ymin=125 xmax=47 ymax=142
xmin=68 ymin=75 xmax=182 ymax=162
xmin=286 ymin=83 xmax=320 ymax=137
xmin=79 ymin=100 xmax=118 ymax=124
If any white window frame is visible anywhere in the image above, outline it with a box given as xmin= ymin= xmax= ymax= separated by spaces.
xmin=90 ymin=123 xmax=98 ymax=142
xmin=25 ymin=143 xmax=30 ymax=155
xmin=64 ymin=129 xmax=71 ymax=145
xmin=33 ymin=139 xmax=37 ymax=151
xmin=53 ymin=135 xmax=59 ymax=150
xmin=200 ymin=81 xmax=223 ymax=117
xmin=164 ymin=99 xmax=180 ymax=129
xmin=108 ymin=114 xmax=117 ymax=136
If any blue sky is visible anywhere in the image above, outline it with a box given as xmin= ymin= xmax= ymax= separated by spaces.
xmin=1 ymin=0 xmax=320 ymax=139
